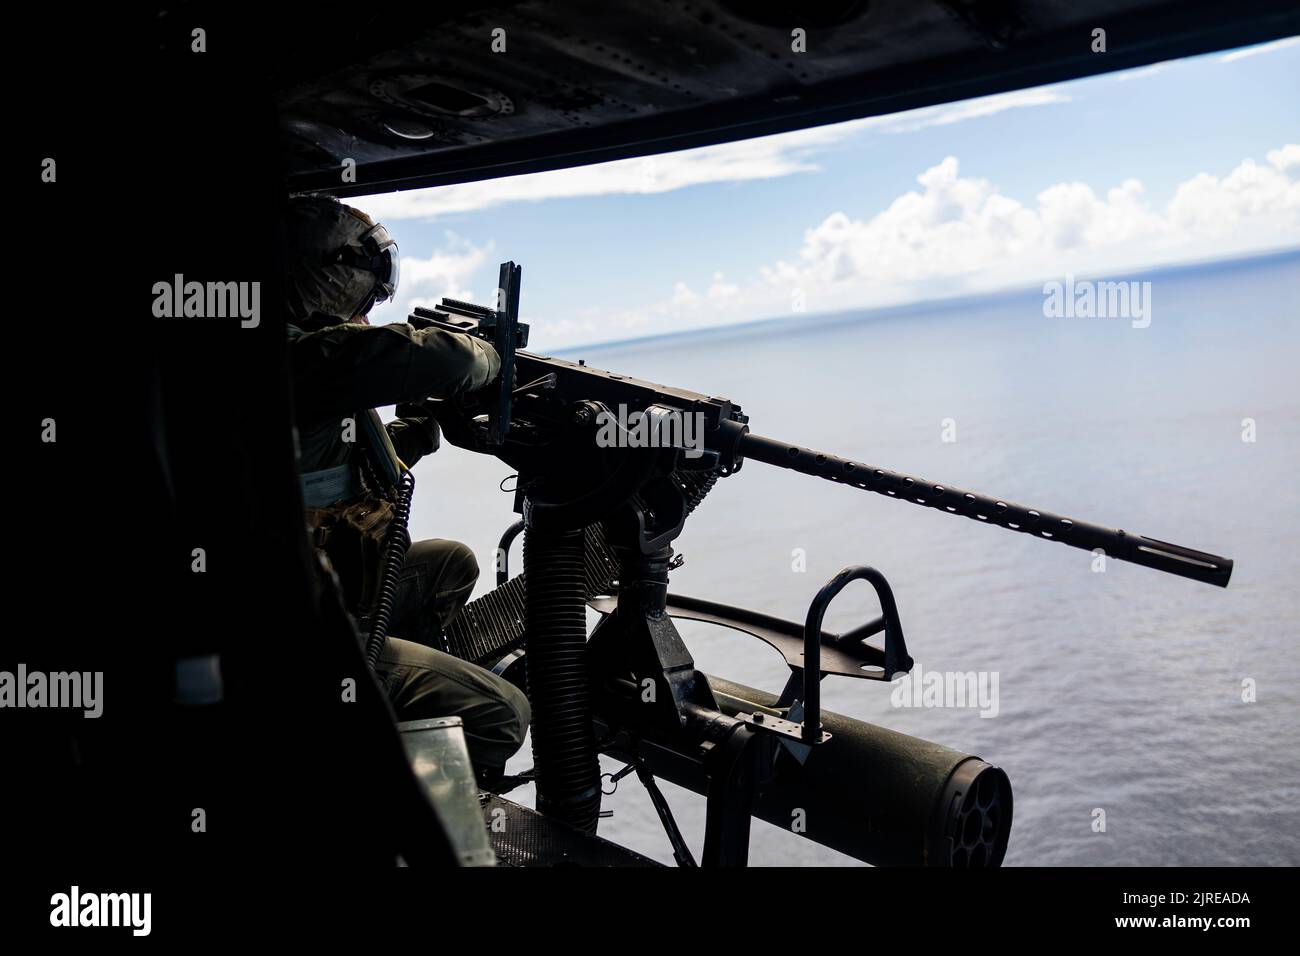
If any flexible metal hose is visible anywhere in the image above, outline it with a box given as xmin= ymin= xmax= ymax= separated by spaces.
xmin=524 ymin=522 xmax=602 ymax=833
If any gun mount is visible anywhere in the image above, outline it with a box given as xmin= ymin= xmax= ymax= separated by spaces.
xmin=410 ymin=263 xmax=1233 ymax=866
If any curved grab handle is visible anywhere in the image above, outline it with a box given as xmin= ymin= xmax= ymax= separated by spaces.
xmin=496 ymin=519 xmax=526 ymax=586
xmin=802 ymin=566 xmax=914 ymax=743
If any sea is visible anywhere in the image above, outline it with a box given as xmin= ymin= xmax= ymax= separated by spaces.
xmin=407 ymin=248 xmax=1300 ymax=866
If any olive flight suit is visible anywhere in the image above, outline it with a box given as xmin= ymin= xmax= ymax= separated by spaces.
xmin=289 ymin=315 xmax=530 ymax=776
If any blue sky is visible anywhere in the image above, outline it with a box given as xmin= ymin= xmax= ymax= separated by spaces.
xmin=360 ymin=36 xmax=1300 ymax=349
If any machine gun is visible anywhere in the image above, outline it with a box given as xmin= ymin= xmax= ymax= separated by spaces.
xmin=411 ymin=261 xmax=1234 ymax=867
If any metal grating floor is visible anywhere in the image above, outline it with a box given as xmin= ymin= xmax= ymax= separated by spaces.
xmin=481 ymin=794 xmax=662 ymax=867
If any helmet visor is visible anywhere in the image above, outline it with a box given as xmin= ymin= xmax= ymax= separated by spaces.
xmin=359 ymin=223 xmax=400 ymax=302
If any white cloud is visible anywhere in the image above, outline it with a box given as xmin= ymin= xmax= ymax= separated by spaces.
xmin=1219 ymin=36 xmax=1299 ymax=62
xmin=670 ymin=281 xmax=700 ymax=309
xmin=551 ymin=145 xmax=1300 ymax=349
xmin=400 ymin=233 xmax=490 ymax=292
xmin=1268 ymin=143 xmax=1300 ymax=171
xmin=527 ymin=315 xmax=602 ymax=343
xmin=1167 ymin=148 xmax=1300 ymax=233
xmin=707 ymin=272 xmax=739 ymax=300
xmin=357 ymin=133 xmax=831 ymax=220
xmin=776 ymin=147 xmax=1298 ymax=298
xmin=1113 ymin=62 xmax=1171 ymax=82
xmin=875 ymin=88 xmax=1070 ymax=133
xmin=367 ymin=128 xmax=1300 ymax=349
xmin=355 ymin=88 xmax=1071 ymax=220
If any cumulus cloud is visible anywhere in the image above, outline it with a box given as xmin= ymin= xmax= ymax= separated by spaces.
xmin=1167 ymin=147 xmax=1300 ymax=233
xmin=1268 ymin=143 xmax=1300 ymax=172
xmin=368 ymin=143 xmax=1300 ymax=349
xmin=766 ymin=147 xmax=1299 ymax=296
xmin=587 ymin=144 xmax=1300 ymax=348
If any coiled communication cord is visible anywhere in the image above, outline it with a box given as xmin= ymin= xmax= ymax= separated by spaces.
xmin=365 ymin=469 xmax=415 ymax=669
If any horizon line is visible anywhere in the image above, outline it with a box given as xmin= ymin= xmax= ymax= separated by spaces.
xmin=538 ymin=243 xmax=1300 ymax=357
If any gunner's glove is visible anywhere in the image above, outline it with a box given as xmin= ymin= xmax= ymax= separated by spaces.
xmin=393 ymin=401 xmax=442 ymax=456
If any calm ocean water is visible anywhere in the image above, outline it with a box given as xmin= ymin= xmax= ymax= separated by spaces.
xmin=410 ymin=250 xmax=1300 ymax=866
